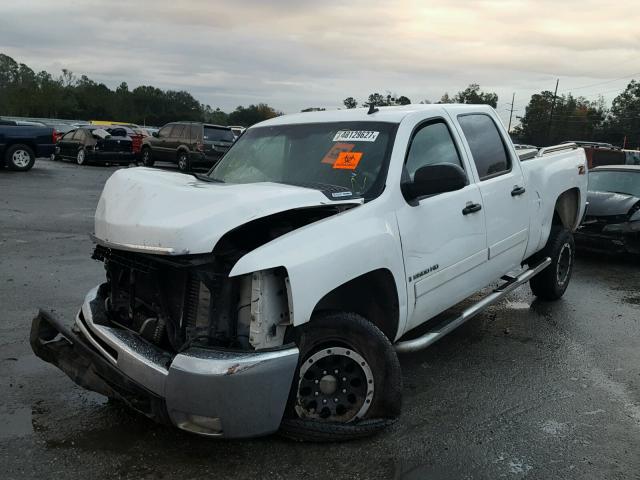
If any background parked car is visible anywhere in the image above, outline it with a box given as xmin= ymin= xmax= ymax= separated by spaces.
xmin=90 ymin=121 xmax=145 ymax=156
xmin=54 ymin=126 xmax=135 ymax=165
xmin=0 ymin=123 xmax=56 ymax=171
xmin=140 ymin=122 xmax=234 ymax=172
xmin=576 ymin=165 xmax=640 ymax=254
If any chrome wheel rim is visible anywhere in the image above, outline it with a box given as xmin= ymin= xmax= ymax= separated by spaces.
xmin=77 ymin=150 xmax=85 ymax=165
xmin=178 ymin=155 xmax=187 ymax=170
xmin=142 ymin=150 xmax=150 ymax=165
xmin=295 ymin=346 xmax=374 ymax=422
xmin=12 ymin=150 xmax=30 ymax=168
xmin=556 ymin=242 xmax=572 ymax=287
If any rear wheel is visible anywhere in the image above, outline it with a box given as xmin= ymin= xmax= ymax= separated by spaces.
xmin=280 ymin=312 xmax=402 ymax=441
xmin=141 ymin=147 xmax=154 ymax=167
xmin=76 ymin=148 xmax=86 ymax=166
xmin=177 ymin=151 xmax=190 ymax=172
xmin=5 ymin=144 xmax=35 ymax=171
xmin=530 ymin=226 xmax=575 ymax=300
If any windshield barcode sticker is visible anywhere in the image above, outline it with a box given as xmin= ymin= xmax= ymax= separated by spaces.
xmin=333 ymin=130 xmax=379 ymax=142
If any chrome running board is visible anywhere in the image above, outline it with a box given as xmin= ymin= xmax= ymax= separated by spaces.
xmin=394 ymin=257 xmax=552 ymax=353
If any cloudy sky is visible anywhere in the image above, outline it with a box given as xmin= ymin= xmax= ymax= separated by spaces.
xmin=2 ymin=0 xmax=640 ymax=124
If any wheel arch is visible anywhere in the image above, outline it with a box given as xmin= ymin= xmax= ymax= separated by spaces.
xmin=553 ymin=187 xmax=581 ymax=231
xmin=310 ymin=268 xmax=400 ymax=342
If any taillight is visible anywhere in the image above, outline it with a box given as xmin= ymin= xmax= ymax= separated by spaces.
xmin=52 ymin=129 xmax=57 ymax=143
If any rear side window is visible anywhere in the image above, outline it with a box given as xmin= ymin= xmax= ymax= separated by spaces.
xmin=204 ymin=126 xmax=235 ymax=142
xmin=171 ymin=124 xmax=185 ymax=138
xmin=458 ymin=114 xmax=510 ymax=179
xmin=189 ymin=125 xmax=200 ymax=141
xmin=405 ymin=121 xmax=463 ymax=181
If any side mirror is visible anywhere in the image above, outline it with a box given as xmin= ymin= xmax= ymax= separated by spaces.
xmin=152 ymin=131 xmax=159 ymax=138
xmin=402 ymin=163 xmax=467 ymax=201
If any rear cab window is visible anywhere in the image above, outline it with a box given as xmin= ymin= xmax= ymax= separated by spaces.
xmin=458 ymin=114 xmax=511 ymax=180
xmin=204 ymin=126 xmax=235 ymax=143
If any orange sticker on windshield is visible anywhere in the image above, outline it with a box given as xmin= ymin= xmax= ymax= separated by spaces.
xmin=333 ymin=152 xmax=363 ymax=170
xmin=322 ymin=143 xmax=354 ymax=164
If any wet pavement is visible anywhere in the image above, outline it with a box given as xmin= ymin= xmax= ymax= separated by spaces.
xmin=1 ymin=160 xmax=640 ymax=479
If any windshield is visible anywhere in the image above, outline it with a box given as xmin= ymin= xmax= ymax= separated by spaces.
xmin=204 ymin=126 xmax=234 ymax=143
xmin=589 ymin=170 xmax=640 ymax=197
xmin=208 ymin=121 xmax=397 ymax=198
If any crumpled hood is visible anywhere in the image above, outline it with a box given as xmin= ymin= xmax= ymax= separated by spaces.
xmin=94 ymin=168 xmax=361 ymax=254
xmin=586 ymin=190 xmax=640 ymax=218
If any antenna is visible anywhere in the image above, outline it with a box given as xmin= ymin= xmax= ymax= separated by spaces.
xmin=367 ymin=104 xmax=379 ymax=115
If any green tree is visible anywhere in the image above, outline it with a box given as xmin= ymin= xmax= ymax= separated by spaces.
xmin=343 ymin=97 xmax=357 ymax=109
xmin=228 ymin=103 xmax=281 ymax=127
xmin=453 ymin=84 xmax=498 ymax=108
xmin=513 ymin=91 xmax=605 ymax=146
xmin=604 ymin=80 xmax=640 ymax=148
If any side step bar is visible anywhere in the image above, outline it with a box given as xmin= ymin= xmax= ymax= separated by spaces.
xmin=394 ymin=257 xmax=552 ymax=354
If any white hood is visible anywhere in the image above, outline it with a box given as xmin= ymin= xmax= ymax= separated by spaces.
xmin=94 ymin=168 xmax=361 ymax=255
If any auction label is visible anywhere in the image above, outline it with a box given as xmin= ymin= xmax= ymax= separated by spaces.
xmin=333 ymin=130 xmax=379 ymax=142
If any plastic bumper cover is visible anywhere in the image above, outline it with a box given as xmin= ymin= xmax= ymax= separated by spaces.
xmin=31 ymin=286 xmax=299 ymax=438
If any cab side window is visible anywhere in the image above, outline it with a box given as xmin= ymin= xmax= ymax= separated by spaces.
xmin=458 ymin=114 xmax=510 ymax=179
xmin=405 ymin=121 xmax=463 ymax=181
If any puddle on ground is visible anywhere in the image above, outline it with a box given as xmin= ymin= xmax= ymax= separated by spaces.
xmin=0 ymin=407 xmax=33 ymax=440
xmin=505 ymin=300 xmax=531 ymax=310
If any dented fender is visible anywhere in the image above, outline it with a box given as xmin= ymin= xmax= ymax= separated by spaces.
xmin=228 ymin=201 xmax=408 ymax=339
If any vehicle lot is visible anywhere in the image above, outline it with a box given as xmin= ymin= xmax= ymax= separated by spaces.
xmin=1 ymin=160 xmax=640 ymax=479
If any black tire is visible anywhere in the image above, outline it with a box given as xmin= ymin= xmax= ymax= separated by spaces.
xmin=76 ymin=147 xmax=87 ymax=166
xmin=5 ymin=144 xmax=35 ymax=171
xmin=529 ymin=226 xmax=575 ymax=301
xmin=279 ymin=312 xmax=402 ymax=442
xmin=177 ymin=151 xmax=190 ymax=172
xmin=141 ymin=147 xmax=154 ymax=167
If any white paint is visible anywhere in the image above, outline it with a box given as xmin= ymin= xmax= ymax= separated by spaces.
xmin=92 ymin=104 xmax=587 ymax=342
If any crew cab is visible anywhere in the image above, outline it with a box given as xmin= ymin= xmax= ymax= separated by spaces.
xmin=0 ymin=121 xmax=56 ymax=171
xmin=32 ymin=104 xmax=587 ymax=440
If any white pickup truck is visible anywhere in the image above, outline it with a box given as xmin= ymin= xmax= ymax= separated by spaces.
xmin=32 ymin=104 xmax=587 ymax=441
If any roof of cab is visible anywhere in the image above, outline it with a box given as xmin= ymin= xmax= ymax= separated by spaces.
xmin=255 ymin=103 xmax=496 ymax=127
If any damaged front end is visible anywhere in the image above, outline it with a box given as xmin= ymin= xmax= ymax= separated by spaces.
xmin=576 ymin=216 xmax=640 ymax=254
xmin=31 ymin=242 xmax=300 ymax=438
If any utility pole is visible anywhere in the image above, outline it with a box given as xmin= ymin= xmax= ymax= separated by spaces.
xmin=507 ymin=92 xmax=515 ymax=133
xmin=547 ymin=79 xmax=559 ymax=145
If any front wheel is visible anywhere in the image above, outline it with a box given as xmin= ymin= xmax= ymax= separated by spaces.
xmin=5 ymin=144 xmax=35 ymax=171
xmin=280 ymin=312 xmax=402 ymax=441
xmin=529 ymin=226 xmax=575 ymax=300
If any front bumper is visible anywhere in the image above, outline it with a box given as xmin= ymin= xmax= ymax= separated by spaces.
xmin=575 ymin=228 xmax=640 ymax=254
xmin=31 ymin=286 xmax=299 ymax=438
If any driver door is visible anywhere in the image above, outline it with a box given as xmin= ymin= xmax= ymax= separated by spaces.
xmin=395 ymin=118 xmax=489 ymax=331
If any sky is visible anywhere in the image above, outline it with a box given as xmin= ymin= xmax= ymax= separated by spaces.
xmin=2 ymin=0 xmax=640 ymax=125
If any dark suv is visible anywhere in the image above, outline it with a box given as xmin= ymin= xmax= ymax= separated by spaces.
xmin=140 ymin=122 xmax=234 ymax=172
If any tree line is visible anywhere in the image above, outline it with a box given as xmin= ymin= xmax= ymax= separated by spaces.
xmin=2 ymin=53 xmax=640 ymax=147
xmin=0 ymin=54 xmax=281 ymax=127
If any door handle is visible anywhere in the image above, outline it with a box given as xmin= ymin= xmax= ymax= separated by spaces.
xmin=511 ymin=185 xmax=526 ymax=196
xmin=462 ymin=203 xmax=482 ymax=215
